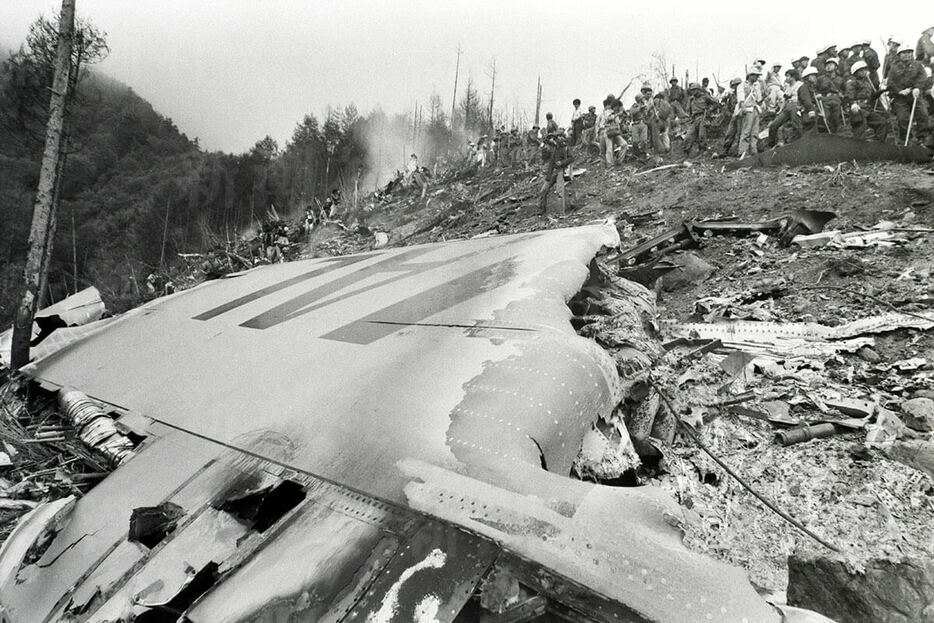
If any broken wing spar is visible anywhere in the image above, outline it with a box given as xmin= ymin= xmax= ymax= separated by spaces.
xmin=2 ymin=223 xmax=790 ymax=622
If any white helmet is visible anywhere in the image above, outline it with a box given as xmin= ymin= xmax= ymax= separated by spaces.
xmin=850 ymin=60 xmax=868 ymax=74
xmin=802 ymin=67 xmax=819 ymax=78
xmin=825 ymin=57 xmax=839 ymax=66
xmin=897 ymin=44 xmax=914 ymax=55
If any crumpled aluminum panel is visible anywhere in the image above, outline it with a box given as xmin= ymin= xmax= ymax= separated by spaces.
xmin=0 ymin=224 xmax=783 ymax=623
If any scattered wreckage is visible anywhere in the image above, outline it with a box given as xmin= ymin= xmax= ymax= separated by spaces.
xmin=0 ymin=223 xmax=839 ymax=622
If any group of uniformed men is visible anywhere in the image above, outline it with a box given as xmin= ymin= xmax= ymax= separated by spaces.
xmin=461 ymin=27 xmax=934 ymax=213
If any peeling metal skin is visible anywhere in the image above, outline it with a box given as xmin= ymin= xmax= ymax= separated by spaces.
xmin=0 ymin=224 xmax=779 ymax=622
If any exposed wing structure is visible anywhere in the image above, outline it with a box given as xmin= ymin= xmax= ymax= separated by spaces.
xmin=0 ymin=224 xmax=780 ymax=622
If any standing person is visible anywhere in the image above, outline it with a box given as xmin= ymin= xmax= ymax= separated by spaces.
xmin=854 ymin=40 xmax=881 ymax=89
xmin=666 ymin=77 xmax=688 ymax=120
xmin=538 ymin=130 xmax=573 ymax=216
xmin=580 ymin=105 xmax=598 ymax=152
xmin=837 ymin=46 xmax=854 ymax=78
xmin=845 ymin=61 xmax=887 ymax=141
xmin=681 ymin=82 xmax=719 ymax=156
xmin=599 ymin=98 xmax=627 ymax=166
xmin=545 ymin=112 xmax=558 ymax=135
xmin=720 ymin=78 xmax=742 ymax=156
xmin=736 ymin=68 xmax=763 ymax=158
xmin=917 ymin=27 xmax=934 ymax=67
xmin=814 ymin=58 xmax=844 ymax=134
xmin=524 ymin=126 xmax=541 ymax=167
xmin=652 ymin=93 xmax=672 ymax=153
xmin=766 ymin=62 xmax=784 ymax=88
xmin=629 ymin=94 xmax=649 ymax=156
xmin=701 ymin=77 xmax=714 ymax=96
xmin=811 ymin=44 xmax=837 ymax=74
xmin=887 ymin=45 xmax=931 ymax=145
xmin=570 ymin=99 xmax=584 ymax=145
xmin=882 ymin=38 xmax=902 ymax=81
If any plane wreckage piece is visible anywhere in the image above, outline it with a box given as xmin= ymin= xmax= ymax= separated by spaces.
xmin=1 ymin=224 xmax=796 ymax=622
xmin=724 ymin=133 xmax=933 ymax=169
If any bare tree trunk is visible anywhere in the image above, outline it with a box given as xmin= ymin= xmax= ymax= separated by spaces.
xmin=451 ymin=45 xmax=461 ymax=130
xmin=488 ymin=58 xmax=497 ymax=131
xmin=159 ymin=198 xmax=170 ymax=268
xmin=10 ymin=0 xmax=75 ymax=370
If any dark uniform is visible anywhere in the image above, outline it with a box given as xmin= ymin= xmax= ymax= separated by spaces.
xmin=844 ymin=73 xmax=887 ymax=140
xmin=768 ymin=78 xmax=816 ymax=146
xmin=860 ymin=46 xmax=881 ymax=89
xmin=887 ymin=54 xmax=931 ymax=143
xmin=666 ymin=81 xmax=687 ymax=119
xmin=682 ymin=87 xmax=720 ymax=155
xmin=814 ymin=66 xmax=845 ymax=133
xmin=539 ymin=134 xmax=572 ymax=215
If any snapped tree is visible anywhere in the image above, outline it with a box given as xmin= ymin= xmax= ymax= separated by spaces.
xmin=10 ymin=0 xmax=76 ymax=370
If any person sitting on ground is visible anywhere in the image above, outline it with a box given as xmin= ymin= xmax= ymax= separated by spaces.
xmin=767 ymin=68 xmax=815 ymax=147
xmin=887 ymin=44 xmax=932 ymax=145
xmin=845 ymin=60 xmax=888 ymax=141
xmin=814 ymin=58 xmax=844 ymax=134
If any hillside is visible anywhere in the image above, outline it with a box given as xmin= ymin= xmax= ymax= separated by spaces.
xmin=300 ymin=150 xmax=934 ymax=603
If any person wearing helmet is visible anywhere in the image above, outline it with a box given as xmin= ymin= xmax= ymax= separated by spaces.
xmin=883 ymin=38 xmax=902 ymax=81
xmin=887 ymin=45 xmax=931 ymax=144
xmin=768 ymin=68 xmax=816 ymax=147
xmin=814 ymin=58 xmax=845 ymax=133
xmin=845 ymin=61 xmax=887 ymax=141
xmin=682 ymin=81 xmax=720 ymax=156
xmin=811 ymin=44 xmax=837 ymax=73
xmin=651 ymin=92 xmax=673 ymax=154
xmin=917 ymin=27 xmax=934 ymax=67
xmin=837 ymin=46 xmax=854 ymax=78
xmin=736 ymin=67 xmax=764 ymax=158
xmin=629 ymin=94 xmax=649 ymax=156
xmin=853 ymin=40 xmax=882 ymax=89
xmin=538 ymin=128 xmax=573 ymax=216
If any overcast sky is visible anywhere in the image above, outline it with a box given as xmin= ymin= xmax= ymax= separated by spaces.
xmin=0 ymin=1 xmax=928 ymax=154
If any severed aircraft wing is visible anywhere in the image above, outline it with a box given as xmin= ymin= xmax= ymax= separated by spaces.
xmin=0 ymin=223 xmax=791 ymax=622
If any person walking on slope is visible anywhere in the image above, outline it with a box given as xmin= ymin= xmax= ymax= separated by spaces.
xmin=736 ymin=68 xmax=763 ymax=158
xmin=681 ymin=82 xmax=719 ymax=156
xmin=538 ymin=130 xmax=573 ymax=216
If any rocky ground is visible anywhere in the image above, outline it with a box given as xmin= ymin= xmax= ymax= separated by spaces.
xmin=1 ymin=147 xmax=933 ymax=619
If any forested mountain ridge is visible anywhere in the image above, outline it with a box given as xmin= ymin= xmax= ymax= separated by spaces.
xmin=0 ymin=50 xmax=379 ymax=322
